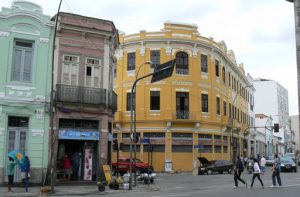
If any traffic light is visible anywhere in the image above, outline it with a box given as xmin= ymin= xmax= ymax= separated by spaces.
xmin=274 ymin=123 xmax=279 ymax=132
xmin=113 ymin=139 xmax=119 ymax=150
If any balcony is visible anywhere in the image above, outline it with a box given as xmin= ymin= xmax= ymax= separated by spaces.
xmin=173 ymin=111 xmax=195 ymax=120
xmin=56 ymin=84 xmax=117 ymax=111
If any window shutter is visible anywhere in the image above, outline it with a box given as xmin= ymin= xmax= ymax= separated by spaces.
xmin=71 ymin=64 xmax=78 ymax=86
xmin=12 ymin=49 xmax=22 ymax=81
xmin=23 ymin=49 xmax=32 ymax=82
xmin=94 ymin=67 xmax=100 ymax=88
xmin=62 ymin=63 xmax=70 ymax=84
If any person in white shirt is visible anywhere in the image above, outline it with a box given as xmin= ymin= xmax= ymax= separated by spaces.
xmin=260 ymin=156 xmax=266 ymax=174
xmin=250 ymin=158 xmax=264 ymax=188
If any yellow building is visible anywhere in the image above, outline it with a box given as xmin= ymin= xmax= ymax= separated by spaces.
xmin=113 ymin=22 xmax=254 ymax=172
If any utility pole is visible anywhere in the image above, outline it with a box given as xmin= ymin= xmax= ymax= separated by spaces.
xmin=49 ymin=0 xmax=63 ymax=193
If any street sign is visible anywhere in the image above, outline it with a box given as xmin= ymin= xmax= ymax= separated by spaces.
xmin=194 ymin=145 xmax=204 ymax=149
xmin=140 ymin=138 xmax=150 ymax=144
xmin=151 ymin=59 xmax=176 ymax=83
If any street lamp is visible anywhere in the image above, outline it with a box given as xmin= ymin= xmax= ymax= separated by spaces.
xmin=128 ymin=59 xmax=176 ymax=190
xmin=133 ymin=61 xmax=152 ymax=186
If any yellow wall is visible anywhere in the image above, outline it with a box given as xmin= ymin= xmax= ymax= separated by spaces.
xmin=113 ymin=22 xmax=253 ymax=172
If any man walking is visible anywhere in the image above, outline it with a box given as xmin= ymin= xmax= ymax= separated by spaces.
xmin=270 ymin=154 xmax=282 ymax=187
xmin=260 ymin=155 xmax=266 ymax=174
xmin=233 ymin=156 xmax=247 ymax=188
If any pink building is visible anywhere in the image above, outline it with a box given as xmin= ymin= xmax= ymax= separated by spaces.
xmin=52 ymin=12 xmax=119 ymax=182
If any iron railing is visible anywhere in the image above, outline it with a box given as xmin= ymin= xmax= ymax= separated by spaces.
xmin=56 ymin=84 xmax=117 ymax=111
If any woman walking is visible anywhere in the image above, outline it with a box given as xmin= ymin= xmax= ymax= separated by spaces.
xmin=7 ymin=156 xmax=16 ymax=192
xmin=250 ymin=158 xmax=264 ymax=188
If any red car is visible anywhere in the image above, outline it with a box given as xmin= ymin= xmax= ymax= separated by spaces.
xmin=112 ymin=157 xmax=153 ymax=176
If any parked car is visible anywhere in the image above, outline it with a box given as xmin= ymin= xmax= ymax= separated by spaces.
xmin=266 ymin=155 xmax=275 ymax=166
xmin=280 ymin=156 xmax=297 ymax=172
xmin=284 ymin=153 xmax=299 ymax=166
xmin=112 ymin=157 xmax=153 ymax=176
xmin=198 ymin=157 xmax=233 ymax=175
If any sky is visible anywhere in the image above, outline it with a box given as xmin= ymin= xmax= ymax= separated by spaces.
xmin=0 ymin=0 xmax=298 ymax=115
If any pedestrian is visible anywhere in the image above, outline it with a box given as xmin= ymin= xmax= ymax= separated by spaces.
xmin=7 ymin=156 xmax=16 ymax=192
xmin=21 ymin=156 xmax=30 ymax=188
xmin=250 ymin=158 xmax=264 ymax=188
xmin=71 ymin=152 xmax=80 ymax=180
xmin=260 ymin=155 xmax=266 ymax=174
xmin=63 ymin=155 xmax=71 ymax=180
xmin=233 ymin=156 xmax=247 ymax=188
xmin=270 ymin=154 xmax=282 ymax=187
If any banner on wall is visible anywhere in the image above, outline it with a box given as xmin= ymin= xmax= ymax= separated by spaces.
xmin=84 ymin=149 xmax=93 ymax=181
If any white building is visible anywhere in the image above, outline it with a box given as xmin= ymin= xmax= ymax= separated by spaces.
xmin=252 ymin=78 xmax=290 ymax=155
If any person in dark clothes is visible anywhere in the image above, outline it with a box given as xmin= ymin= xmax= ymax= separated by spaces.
xmin=71 ymin=152 xmax=80 ymax=180
xmin=7 ymin=156 xmax=16 ymax=192
xmin=233 ymin=156 xmax=247 ymax=188
xmin=270 ymin=154 xmax=282 ymax=187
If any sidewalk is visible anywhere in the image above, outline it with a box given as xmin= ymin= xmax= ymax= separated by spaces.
xmin=0 ymin=184 xmax=160 ymax=196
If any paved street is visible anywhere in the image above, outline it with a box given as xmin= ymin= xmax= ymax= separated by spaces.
xmin=1 ymin=166 xmax=300 ymax=197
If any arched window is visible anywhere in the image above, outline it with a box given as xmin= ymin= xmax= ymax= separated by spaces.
xmin=176 ymin=51 xmax=189 ymax=75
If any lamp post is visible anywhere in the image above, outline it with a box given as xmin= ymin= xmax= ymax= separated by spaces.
xmin=128 ymin=60 xmax=175 ymax=190
xmin=133 ymin=61 xmax=152 ymax=187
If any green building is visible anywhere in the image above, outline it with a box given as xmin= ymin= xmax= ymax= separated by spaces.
xmin=0 ymin=1 xmax=53 ymax=183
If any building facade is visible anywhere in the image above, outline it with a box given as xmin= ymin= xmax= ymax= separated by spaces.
xmin=289 ymin=115 xmax=299 ymax=153
xmin=113 ymin=22 xmax=254 ymax=172
xmin=51 ymin=12 xmax=118 ymax=182
xmin=252 ymin=78 xmax=290 ymax=155
xmin=0 ymin=1 xmax=53 ymax=183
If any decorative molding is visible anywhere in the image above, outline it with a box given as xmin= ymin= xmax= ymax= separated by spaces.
xmin=0 ymin=106 xmax=2 ymax=117
xmin=32 ymin=129 xmax=44 ymax=137
xmin=11 ymin=25 xmax=40 ymax=36
xmin=17 ymin=91 xmax=23 ymax=96
xmin=172 ymin=33 xmax=192 ymax=38
xmin=35 ymin=109 xmax=44 ymax=119
xmin=0 ymin=92 xmax=5 ymax=98
xmin=172 ymin=81 xmax=192 ymax=86
xmin=140 ymin=45 xmax=145 ymax=56
xmin=35 ymin=95 xmax=45 ymax=100
xmin=40 ymin=38 xmax=49 ymax=43
xmin=146 ymin=33 xmax=165 ymax=37
xmin=124 ymin=35 xmax=140 ymax=41
xmin=198 ymin=83 xmax=211 ymax=89
xmin=126 ymin=70 xmax=135 ymax=77
xmin=0 ymin=31 xmax=10 ymax=37
xmin=192 ymin=47 xmax=198 ymax=57
xmin=165 ymin=45 xmax=172 ymax=56
xmin=175 ymin=88 xmax=189 ymax=92
xmin=0 ymin=128 xmax=4 ymax=136
xmin=6 ymin=85 xmax=36 ymax=91
xmin=201 ymin=73 xmax=209 ymax=79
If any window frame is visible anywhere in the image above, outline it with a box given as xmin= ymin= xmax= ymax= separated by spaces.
xmin=201 ymin=54 xmax=208 ymax=73
xmin=201 ymin=93 xmax=209 ymax=113
xmin=176 ymin=51 xmax=189 ymax=75
xmin=127 ymin=52 xmax=136 ymax=71
xmin=150 ymin=91 xmax=160 ymax=111
xmin=150 ymin=50 xmax=160 ymax=69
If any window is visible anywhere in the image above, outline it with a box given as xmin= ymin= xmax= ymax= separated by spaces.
xmin=216 ymin=97 xmax=220 ymax=115
xmin=85 ymin=58 xmax=101 ymax=87
xmin=150 ymin=50 xmax=160 ymax=69
xmin=228 ymin=72 xmax=231 ymax=86
xmin=201 ymin=145 xmax=212 ymax=153
xmin=201 ymin=54 xmax=207 ymax=73
xmin=172 ymin=145 xmax=192 ymax=152
xmin=127 ymin=52 xmax=136 ymax=71
xmin=215 ymin=60 xmax=219 ymax=77
xmin=62 ymin=54 xmax=79 ymax=85
xmin=176 ymin=92 xmax=189 ymax=119
xmin=229 ymin=103 xmax=232 ymax=118
xmin=215 ymin=146 xmax=222 ymax=153
xmin=223 ymin=101 xmax=227 ymax=116
xmin=176 ymin=52 xmax=189 ymax=75
xmin=222 ymin=67 xmax=226 ymax=83
xmin=201 ymin=93 xmax=208 ymax=112
xmin=150 ymin=91 xmax=160 ymax=110
xmin=223 ymin=146 xmax=228 ymax=153
xmin=126 ymin=92 xmax=135 ymax=111
xmin=11 ymin=40 xmax=34 ymax=82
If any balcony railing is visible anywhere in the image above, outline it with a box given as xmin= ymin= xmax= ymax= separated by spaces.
xmin=56 ymin=84 xmax=117 ymax=111
xmin=173 ymin=111 xmax=195 ymax=120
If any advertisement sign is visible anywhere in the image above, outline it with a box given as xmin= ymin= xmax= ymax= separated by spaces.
xmin=84 ymin=149 xmax=93 ymax=181
xmin=58 ymin=130 xmax=100 ymax=140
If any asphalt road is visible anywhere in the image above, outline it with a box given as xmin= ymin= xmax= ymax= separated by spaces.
xmin=53 ymin=166 xmax=300 ymax=197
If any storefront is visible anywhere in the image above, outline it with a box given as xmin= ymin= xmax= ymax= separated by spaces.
xmin=56 ymin=119 xmax=100 ymax=182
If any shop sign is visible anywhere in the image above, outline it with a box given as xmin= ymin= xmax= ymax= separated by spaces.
xmin=59 ymin=130 xmax=100 ymax=140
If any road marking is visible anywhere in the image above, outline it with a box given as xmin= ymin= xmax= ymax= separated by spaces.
xmin=151 ymin=194 xmax=190 ymax=197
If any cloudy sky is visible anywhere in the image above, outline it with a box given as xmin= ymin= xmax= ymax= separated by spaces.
xmin=1 ymin=0 xmax=297 ymax=115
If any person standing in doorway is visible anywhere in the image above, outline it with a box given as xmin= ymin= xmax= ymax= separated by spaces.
xmin=71 ymin=152 xmax=80 ymax=180
xmin=260 ymin=155 xmax=266 ymax=174
xmin=270 ymin=154 xmax=282 ymax=187
xmin=63 ymin=155 xmax=71 ymax=181
xmin=7 ymin=156 xmax=16 ymax=192
xmin=233 ymin=156 xmax=247 ymax=188
xmin=250 ymin=158 xmax=264 ymax=188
